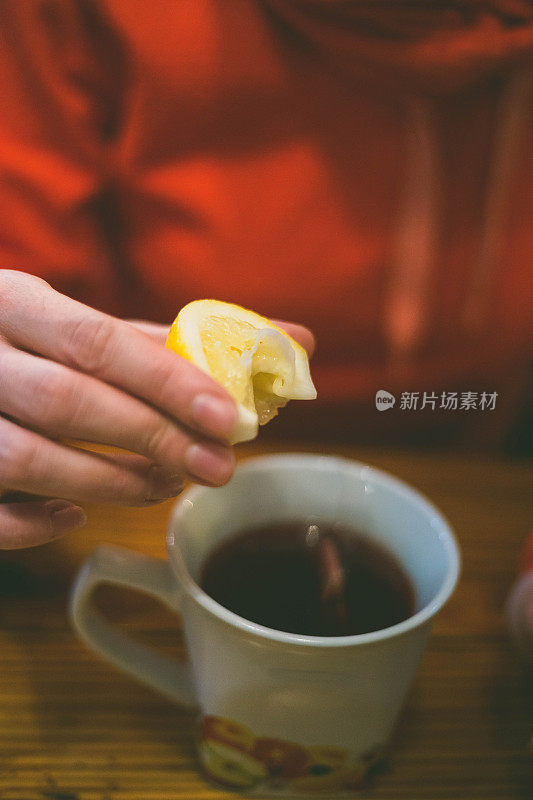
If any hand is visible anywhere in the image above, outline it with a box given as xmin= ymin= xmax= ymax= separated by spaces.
xmin=0 ymin=271 xmax=314 ymax=549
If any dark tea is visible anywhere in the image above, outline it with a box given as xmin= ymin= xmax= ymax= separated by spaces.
xmin=200 ymin=521 xmax=415 ymax=636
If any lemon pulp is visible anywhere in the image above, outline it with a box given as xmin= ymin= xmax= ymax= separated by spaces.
xmin=201 ymin=315 xmax=301 ymax=425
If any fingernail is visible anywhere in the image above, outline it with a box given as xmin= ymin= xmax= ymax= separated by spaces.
xmin=185 ymin=443 xmax=235 ymax=485
xmin=46 ymin=500 xmax=87 ymax=534
xmin=191 ymin=394 xmax=238 ymax=439
xmin=147 ymin=468 xmax=185 ymax=502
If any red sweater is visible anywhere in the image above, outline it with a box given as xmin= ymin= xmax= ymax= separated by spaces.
xmin=0 ymin=1 xmax=532 ymax=410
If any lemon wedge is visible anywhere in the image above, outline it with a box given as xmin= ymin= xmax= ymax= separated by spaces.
xmin=165 ymin=300 xmax=316 ymax=443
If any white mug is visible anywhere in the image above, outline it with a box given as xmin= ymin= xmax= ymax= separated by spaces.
xmin=70 ymin=454 xmax=460 ymax=796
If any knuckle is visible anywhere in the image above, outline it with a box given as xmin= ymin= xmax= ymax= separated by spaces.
xmin=29 ymin=370 xmax=81 ymax=431
xmin=26 ymin=272 xmax=52 ymax=291
xmin=63 ymin=315 xmax=116 ymax=374
xmin=0 ymin=269 xmax=50 ymax=297
xmin=0 ymin=271 xmax=49 ymax=322
xmin=143 ymin=417 xmax=179 ymax=463
xmin=0 ymin=270 xmax=16 ymax=302
xmin=150 ymin=358 xmax=180 ymax=400
xmin=0 ymin=429 xmax=37 ymax=486
xmin=110 ymin=468 xmax=148 ymax=506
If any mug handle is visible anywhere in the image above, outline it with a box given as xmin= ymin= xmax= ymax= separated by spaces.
xmin=69 ymin=545 xmax=197 ymax=709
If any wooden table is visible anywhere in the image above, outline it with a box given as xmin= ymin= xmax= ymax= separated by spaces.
xmin=1 ymin=444 xmax=532 ymax=800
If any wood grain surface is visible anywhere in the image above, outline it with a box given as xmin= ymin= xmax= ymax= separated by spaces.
xmin=1 ymin=444 xmax=532 ymax=800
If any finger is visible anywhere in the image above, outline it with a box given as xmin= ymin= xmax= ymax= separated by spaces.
xmin=0 ymin=499 xmax=87 ymax=550
xmin=0 ymin=343 xmax=235 ymax=484
xmin=128 ymin=317 xmax=318 ymax=358
xmin=270 ymin=319 xmax=316 ymax=357
xmin=0 ymin=415 xmax=196 ymax=506
xmin=100 ymin=448 xmax=234 ymax=489
xmin=126 ymin=320 xmax=170 ymax=343
xmin=0 ymin=272 xmax=237 ymax=442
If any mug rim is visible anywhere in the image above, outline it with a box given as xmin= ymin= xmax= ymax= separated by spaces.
xmin=166 ymin=453 xmax=460 ymax=648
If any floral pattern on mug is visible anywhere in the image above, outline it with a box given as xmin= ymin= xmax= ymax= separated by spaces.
xmin=198 ymin=715 xmax=383 ymax=793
